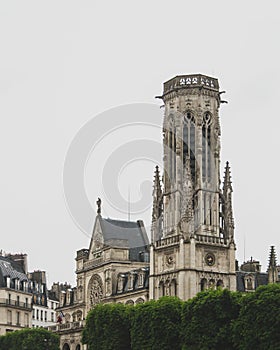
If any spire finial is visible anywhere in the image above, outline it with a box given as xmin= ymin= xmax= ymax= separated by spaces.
xmin=268 ymin=245 xmax=277 ymax=268
xmin=267 ymin=245 xmax=278 ymax=283
xmin=96 ymin=197 xmax=101 ymax=215
xmin=151 ymin=165 xmax=163 ymax=242
xmin=222 ymin=161 xmax=234 ymax=239
xmin=223 ymin=161 xmax=232 ymax=192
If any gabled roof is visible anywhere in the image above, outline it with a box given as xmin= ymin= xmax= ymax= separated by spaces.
xmin=88 ymin=215 xmax=149 ymax=262
xmin=99 ymin=218 xmax=149 ymax=249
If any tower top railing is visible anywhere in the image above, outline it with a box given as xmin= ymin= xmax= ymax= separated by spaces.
xmin=163 ymin=74 xmax=219 ymax=95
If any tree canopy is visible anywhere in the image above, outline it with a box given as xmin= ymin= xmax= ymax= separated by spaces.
xmin=80 ymin=284 xmax=280 ymax=350
xmin=82 ymin=302 xmax=131 ymax=350
xmin=0 ymin=328 xmax=59 ymax=350
xmin=181 ymin=288 xmax=241 ymax=350
xmin=130 ymin=296 xmax=182 ymax=350
xmin=232 ymin=284 xmax=280 ymax=350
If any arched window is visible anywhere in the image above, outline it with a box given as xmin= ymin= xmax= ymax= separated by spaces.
xmin=202 ymin=112 xmax=212 ymax=182
xmin=171 ymin=279 xmax=177 ymax=296
xmin=244 ymin=275 xmax=255 ymax=290
xmin=76 ymin=345 xmax=81 ymax=350
xmin=217 ymin=280 xmax=224 ymax=288
xmin=159 ymin=281 xmax=164 ymax=297
xmin=62 ymin=343 xmax=70 ymax=350
xmin=64 ymin=313 xmax=71 ymax=324
xmin=77 ymin=310 xmax=82 ymax=321
xmin=167 ymin=118 xmax=176 ymax=184
xmin=135 ymin=298 xmax=144 ymax=304
xmin=183 ymin=112 xmax=196 ymax=182
xmin=201 ymin=278 xmax=207 ymax=291
xmin=88 ymin=274 xmax=104 ymax=306
xmin=209 ymin=279 xmax=215 ymax=289
xmin=125 ymin=300 xmax=134 ymax=305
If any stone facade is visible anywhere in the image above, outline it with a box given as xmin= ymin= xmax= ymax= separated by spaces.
xmin=150 ymin=74 xmax=236 ymax=300
xmin=55 ymin=216 xmax=149 ymax=350
xmin=0 ymin=254 xmax=32 ymax=335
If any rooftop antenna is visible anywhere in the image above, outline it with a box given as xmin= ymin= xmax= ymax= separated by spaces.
xmin=128 ymin=187 xmax=131 ymax=222
xmin=243 ymin=234 xmax=246 ymax=263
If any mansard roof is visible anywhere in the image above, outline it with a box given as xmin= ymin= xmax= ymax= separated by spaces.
xmin=0 ymin=256 xmax=28 ymax=287
xmin=236 ymin=271 xmax=268 ymax=292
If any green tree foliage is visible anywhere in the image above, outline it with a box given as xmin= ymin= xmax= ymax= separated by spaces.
xmin=0 ymin=328 xmax=59 ymax=350
xmin=232 ymin=284 xmax=280 ymax=350
xmin=82 ymin=303 xmax=131 ymax=350
xmin=81 ymin=286 xmax=280 ymax=350
xmin=130 ymin=296 xmax=182 ymax=350
xmin=181 ymin=288 xmax=241 ymax=350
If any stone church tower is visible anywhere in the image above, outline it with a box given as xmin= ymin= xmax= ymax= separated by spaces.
xmin=150 ymin=74 xmax=236 ymax=300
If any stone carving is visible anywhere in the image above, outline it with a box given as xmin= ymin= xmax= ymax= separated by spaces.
xmin=89 ymin=275 xmax=103 ymax=306
xmin=96 ymin=197 xmax=101 ymax=215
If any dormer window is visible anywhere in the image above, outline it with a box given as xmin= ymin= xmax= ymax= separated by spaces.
xmin=14 ymin=278 xmax=19 ymax=290
xmin=117 ymin=275 xmax=125 ymax=293
xmin=138 ymin=272 xmax=145 ymax=288
xmin=244 ymin=274 xmax=255 ymax=291
xmin=6 ymin=276 xmax=10 ymax=288
xmin=66 ymin=290 xmax=72 ymax=305
xmin=128 ymin=273 xmax=135 ymax=291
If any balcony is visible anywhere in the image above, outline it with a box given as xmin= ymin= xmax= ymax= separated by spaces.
xmin=196 ymin=234 xmax=227 ymax=246
xmin=155 ymin=234 xmax=180 ymax=248
xmin=0 ymin=298 xmax=32 ymax=310
xmin=47 ymin=320 xmax=85 ymax=333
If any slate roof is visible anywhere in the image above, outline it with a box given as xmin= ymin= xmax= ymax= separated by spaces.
xmin=236 ymin=271 xmax=269 ymax=292
xmin=0 ymin=256 xmax=28 ymax=287
xmin=100 ymin=218 xmax=149 ymax=249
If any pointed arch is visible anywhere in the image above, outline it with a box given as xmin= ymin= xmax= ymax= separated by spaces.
xmin=202 ymin=111 xmax=213 ymax=182
xmin=183 ymin=111 xmax=196 ymax=182
xmin=216 ymin=280 xmax=224 ymax=288
xmin=158 ymin=281 xmax=164 ymax=297
xmin=170 ymin=279 xmax=177 ymax=296
xmin=88 ymin=274 xmax=104 ymax=306
xmin=201 ymin=278 xmax=207 ymax=291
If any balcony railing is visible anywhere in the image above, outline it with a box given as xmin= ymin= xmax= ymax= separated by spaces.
xmin=47 ymin=320 xmax=85 ymax=333
xmin=0 ymin=298 xmax=32 ymax=309
xmin=155 ymin=234 xmax=180 ymax=248
xmin=196 ymin=234 xmax=227 ymax=246
xmin=163 ymin=74 xmax=219 ymax=95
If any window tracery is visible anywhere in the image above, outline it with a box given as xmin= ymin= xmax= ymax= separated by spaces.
xmin=88 ymin=274 xmax=103 ymax=306
xmin=183 ymin=112 xmax=196 ymax=182
xmin=202 ymin=112 xmax=212 ymax=182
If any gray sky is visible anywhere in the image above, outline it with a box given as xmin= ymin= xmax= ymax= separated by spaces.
xmin=1 ymin=1 xmax=279 ymax=286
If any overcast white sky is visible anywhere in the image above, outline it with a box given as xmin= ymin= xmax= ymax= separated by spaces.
xmin=1 ymin=1 xmax=280 ymax=286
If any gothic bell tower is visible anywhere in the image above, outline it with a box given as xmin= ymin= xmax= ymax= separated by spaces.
xmin=150 ymin=74 xmax=236 ymax=300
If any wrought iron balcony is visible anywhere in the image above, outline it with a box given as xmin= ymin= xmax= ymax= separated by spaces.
xmin=0 ymin=298 xmax=32 ymax=310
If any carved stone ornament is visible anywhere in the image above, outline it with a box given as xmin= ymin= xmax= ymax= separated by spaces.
xmin=165 ymin=254 xmax=175 ymax=266
xmin=205 ymin=253 xmax=215 ymax=266
xmin=89 ymin=275 xmax=103 ymax=306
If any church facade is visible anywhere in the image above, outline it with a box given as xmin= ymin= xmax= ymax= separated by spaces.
xmin=55 ymin=74 xmax=238 ymax=350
